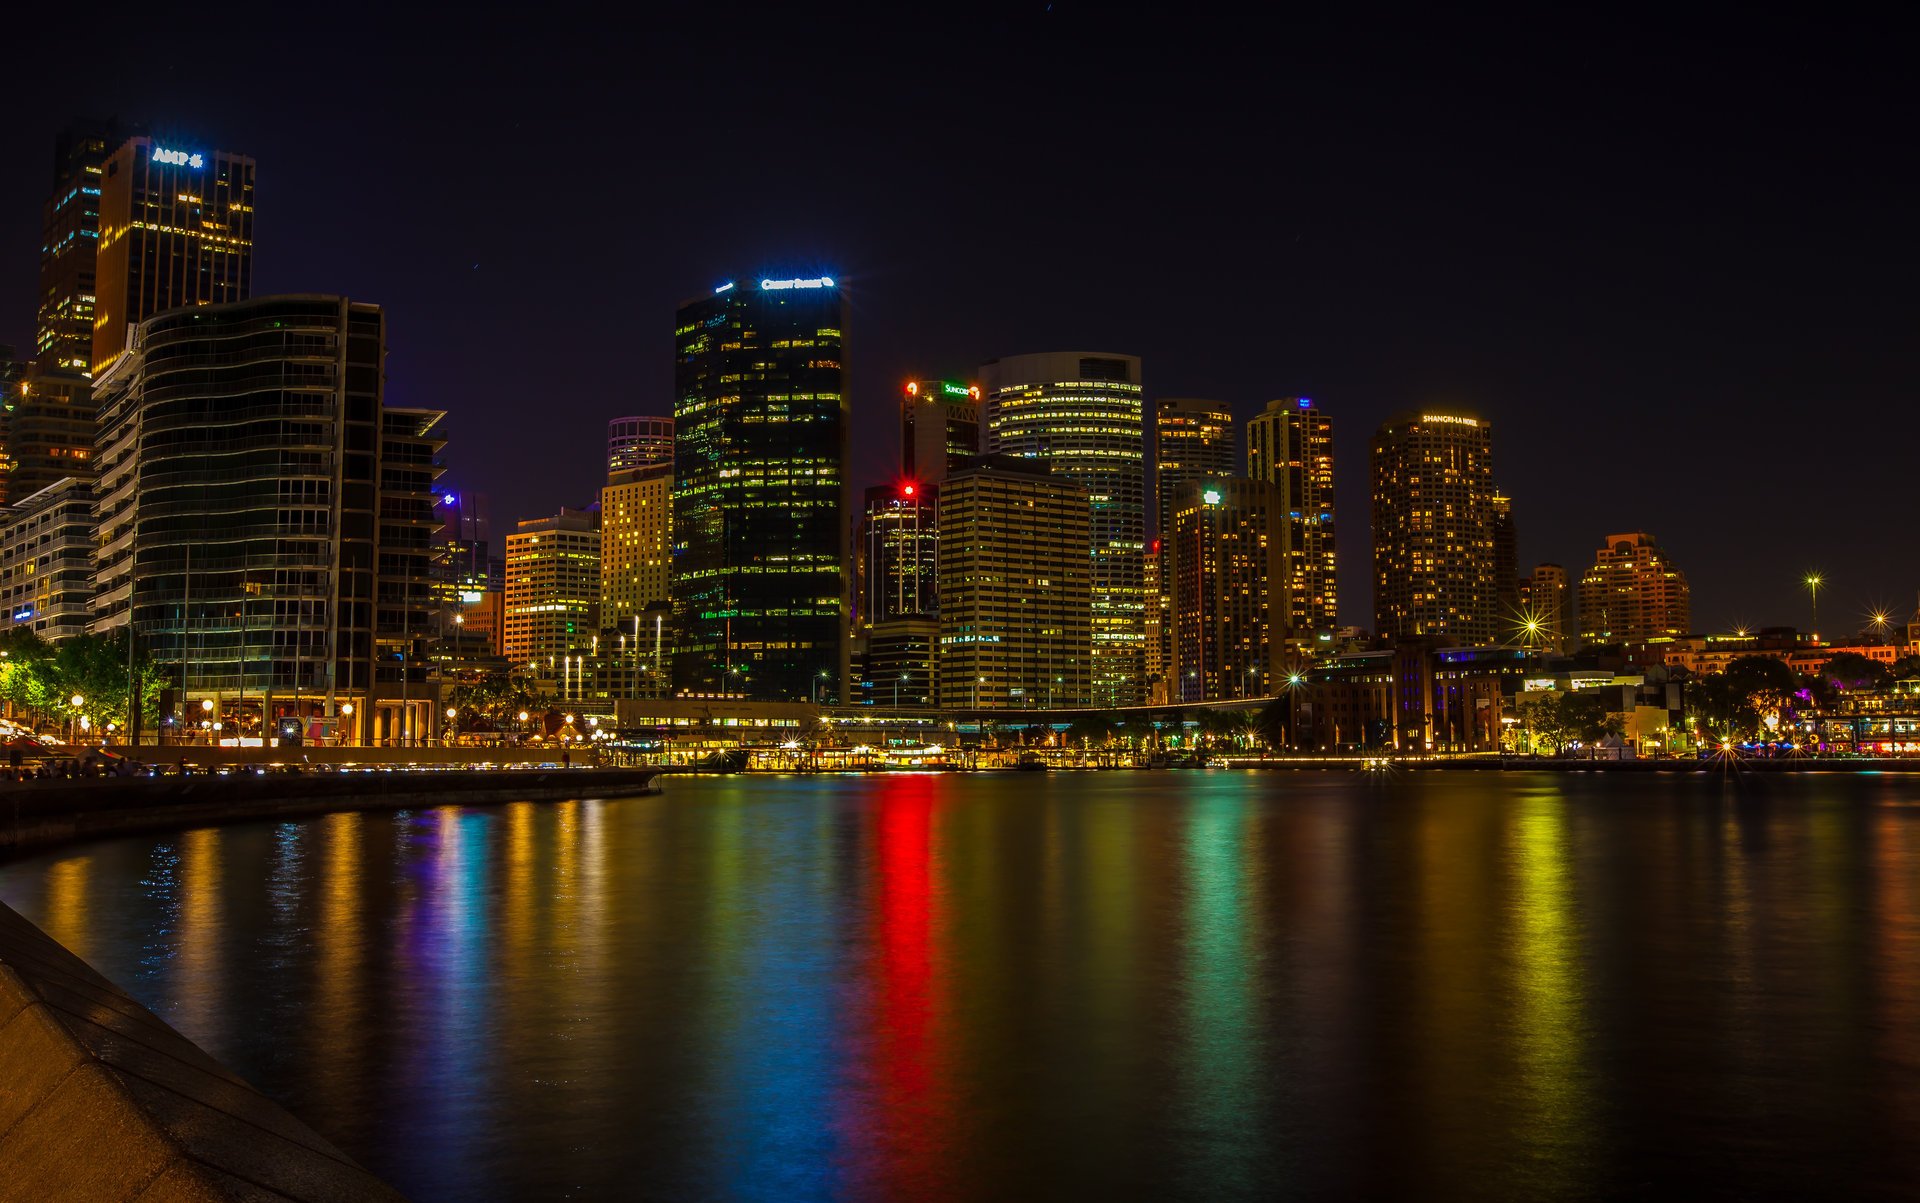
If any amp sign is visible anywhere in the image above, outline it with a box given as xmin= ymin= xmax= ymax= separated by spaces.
xmin=150 ymin=146 xmax=205 ymax=169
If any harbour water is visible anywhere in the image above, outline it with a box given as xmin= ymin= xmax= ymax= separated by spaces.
xmin=3 ymin=770 xmax=1918 ymax=1200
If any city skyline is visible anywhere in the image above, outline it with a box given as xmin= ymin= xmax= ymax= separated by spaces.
xmin=0 ymin=12 xmax=1913 ymax=635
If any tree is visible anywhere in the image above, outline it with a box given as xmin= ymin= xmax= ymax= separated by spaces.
xmin=1820 ymin=651 xmax=1891 ymax=692
xmin=1558 ymin=693 xmax=1626 ymax=754
xmin=1889 ymin=654 xmax=1920 ymax=683
xmin=0 ymin=629 xmax=162 ymax=740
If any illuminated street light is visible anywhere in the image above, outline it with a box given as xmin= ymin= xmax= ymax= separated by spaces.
xmin=1805 ymin=572 xmax=1823 ymax=641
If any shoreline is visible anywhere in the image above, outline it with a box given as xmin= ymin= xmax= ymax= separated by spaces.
xmin=0 ymin=766 xmax=662 ymax=860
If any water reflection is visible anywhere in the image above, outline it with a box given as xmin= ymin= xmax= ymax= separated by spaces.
xmin=2 ymin=773 xmax=1919 ymax=1201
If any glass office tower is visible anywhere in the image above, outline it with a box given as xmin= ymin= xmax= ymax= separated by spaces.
xmin=671 ymin=275 xmax=847 ymax=701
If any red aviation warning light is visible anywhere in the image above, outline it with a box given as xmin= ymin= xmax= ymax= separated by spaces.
xmin=901 ymin=482 xmax=918 ymax=497
xmin=905 ymin=382 xmax=919 ymax=396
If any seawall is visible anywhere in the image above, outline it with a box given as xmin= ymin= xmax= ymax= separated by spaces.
xmin=0 ymin=899 xmax=403 ymax=1200
xmin=1 ymin=767 xmax=662 ymax=857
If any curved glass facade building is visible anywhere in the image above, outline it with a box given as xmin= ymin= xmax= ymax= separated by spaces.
xmin=980 ymin=352 xmax=1146 ymax=707
xmin=91 ymin=296 xmax=444 ymax=745
xmin=672 ymin=276 xmax=847 ymax=702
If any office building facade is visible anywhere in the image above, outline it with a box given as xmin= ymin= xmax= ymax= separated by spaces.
xmin=672 ymin=275 xmax=847 ymax=701
xmin=937 ymin=458 xmax=1092 ymax=709
xmin=36 ymin=124 xmax=119 ymax=374
xmin=608 ymin=415 xmax=674 ymax=478
xmin=861 ymin=481 xmax=937 ymax=625
xmin=92 ymin=136 xmax=255 ymax=376
xmin=1167 ymin=478 xmax=1285 ymax=702
xmin=1370 ymin=409 xmax=1498 ymax=646
xmin=1247 ymin=397 xmax=1337 ymax=639
xmin=980 ymin=351 xmax=1146 ymax=706
xmin=504 ymin=508 xmax=600 ymax=667
xmin=1577 ymin=532 xmax=1692 ymax=646
xmin=901 ymin=379 xmax=980 ymax=484
xmin=1519 ymin=563 xmax=1575 ymax=655
xmin=89 ymin=296 xmax=441 ymax=746
xmin=601 ymin=463 xmax=672 ymax=691
xmin=2 ymin=371 xmax=94 ymax=504
xmin=1154 ymin=398 xmax=1236 ymax=537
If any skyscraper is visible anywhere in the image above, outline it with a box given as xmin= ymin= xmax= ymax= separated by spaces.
xmin=937 ymin=457 xmax=1092 ymax=709
xmin=92 ymin=135 xmax=255 ymax=376
xmin=2 ymin=371 xmax=94 ymax=506
xmin=1370 ymin=409 xmax=1498 ymax=646
xmin=1153 ymin=398 xmax=1237 ymax=538
xmin=36 ymin=123 xmax=119 ymax=374
xmin=1167 ymin=478 xmax=1284 ymax=702
xmin=1247 ymin=397 xmax=1338 ymax=640
xmin=1520 ymin=563 xmax=1574 ymax=655
xmin=90 ymin=296 xmax=441 ymax=747
xmin=901 ymin=380 xmax=980 ymax=484
xmin=607 ymin=416 xmax=674 ymax=478
xmin=861 ymin=481 xmax=937 ymax=625
xmin=980 ymin=351 xmax=1146 ymax=706
xmin=504 ymin=508 xmax=601 ymax=667
xmin=1491 ymin=492 xmax=1520 ymax=634
xmin=672 ymin=275 xmax=847 ymax=701
xmin=1577 ymin=532 xmax=1692 ymax=646
xmin=600 ymin=462 xmax=672 ymax=693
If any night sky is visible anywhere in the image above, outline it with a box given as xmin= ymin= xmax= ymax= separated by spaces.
xmin=6 ymin=9 xmax=1913 ymax=633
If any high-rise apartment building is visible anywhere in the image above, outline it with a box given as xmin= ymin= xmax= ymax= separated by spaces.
xmin=0 ymin=477 xmax=95 ymax=642
xmin=861 ymin=481 xmax=937 ymax=625
xmin=90 ymin=297 xmax=442 ymax=747
xmin=36 ymin=123 xmax=119 ymax=374
xmin=92 ymin=136 xmax=255 ymax=376
xmin=504 ymin=508 xmax=600 ymax=668
xmin=1577 ymin=532 xmax=1692 ymax=646
xmin=937 ymin=457 xmax=1092 ymax=709
xmin=1247 ymin=397 xmax=1338 ymax=639
xmin=1167 ymin=478 xmax=1284 ymax=702
xmin=607 ymin=416 xmax=674 ymax=478
xmin=1154 ymin=398 xmax=1237 ymax=537
xmin=901 ymin=380 xmax=980 ymax=484
xmin=1370 ymin=409 xmax=1498 ymax=646
xmin=980 ymin=351 xmax=1146 ymax=706
xmin=600 ymin=463 xmax=672 ymax=679
xmin=1519 ymin=563 xmax=1574 ymax=655
xmin=672 ymin=275 xmax=847 ymax=701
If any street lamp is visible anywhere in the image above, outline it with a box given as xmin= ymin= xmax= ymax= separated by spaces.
xmin=1805 ymin=572 xmax=1823 ymax=641
xmin=1287 ymin=672 xmax=1306 ymax=753
xmin=896 ymin=672 xmax=908 ymax=710
xmin=69 ymin=693 xmax=85 ymax=747
xmin=815 ymin=669 xmax=829 ymax=706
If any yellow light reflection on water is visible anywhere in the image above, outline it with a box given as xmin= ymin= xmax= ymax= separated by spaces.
xmin=1509 ymin=796 xmax=1592 ymax=1182
xmin=40 ymin=856 xmax=92 ymax=962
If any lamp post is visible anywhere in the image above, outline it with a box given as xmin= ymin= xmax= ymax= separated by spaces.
xmin=1287 ymin=672 xmax=1305 ymax=753
xmin=200 ymin=698 xmax=214 ymax=746
xmin=815 ymin=669 xmax=829 ymax=706
xmin=69 ymin=693 xmax=85 ymax=747
xmin=1805 ymin=572 xmax=1823 ymax=642
xmin=445 ymin=705 xmax=458 ymax=746
xmin=340 ymin=702 xmax=354 ymax=748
